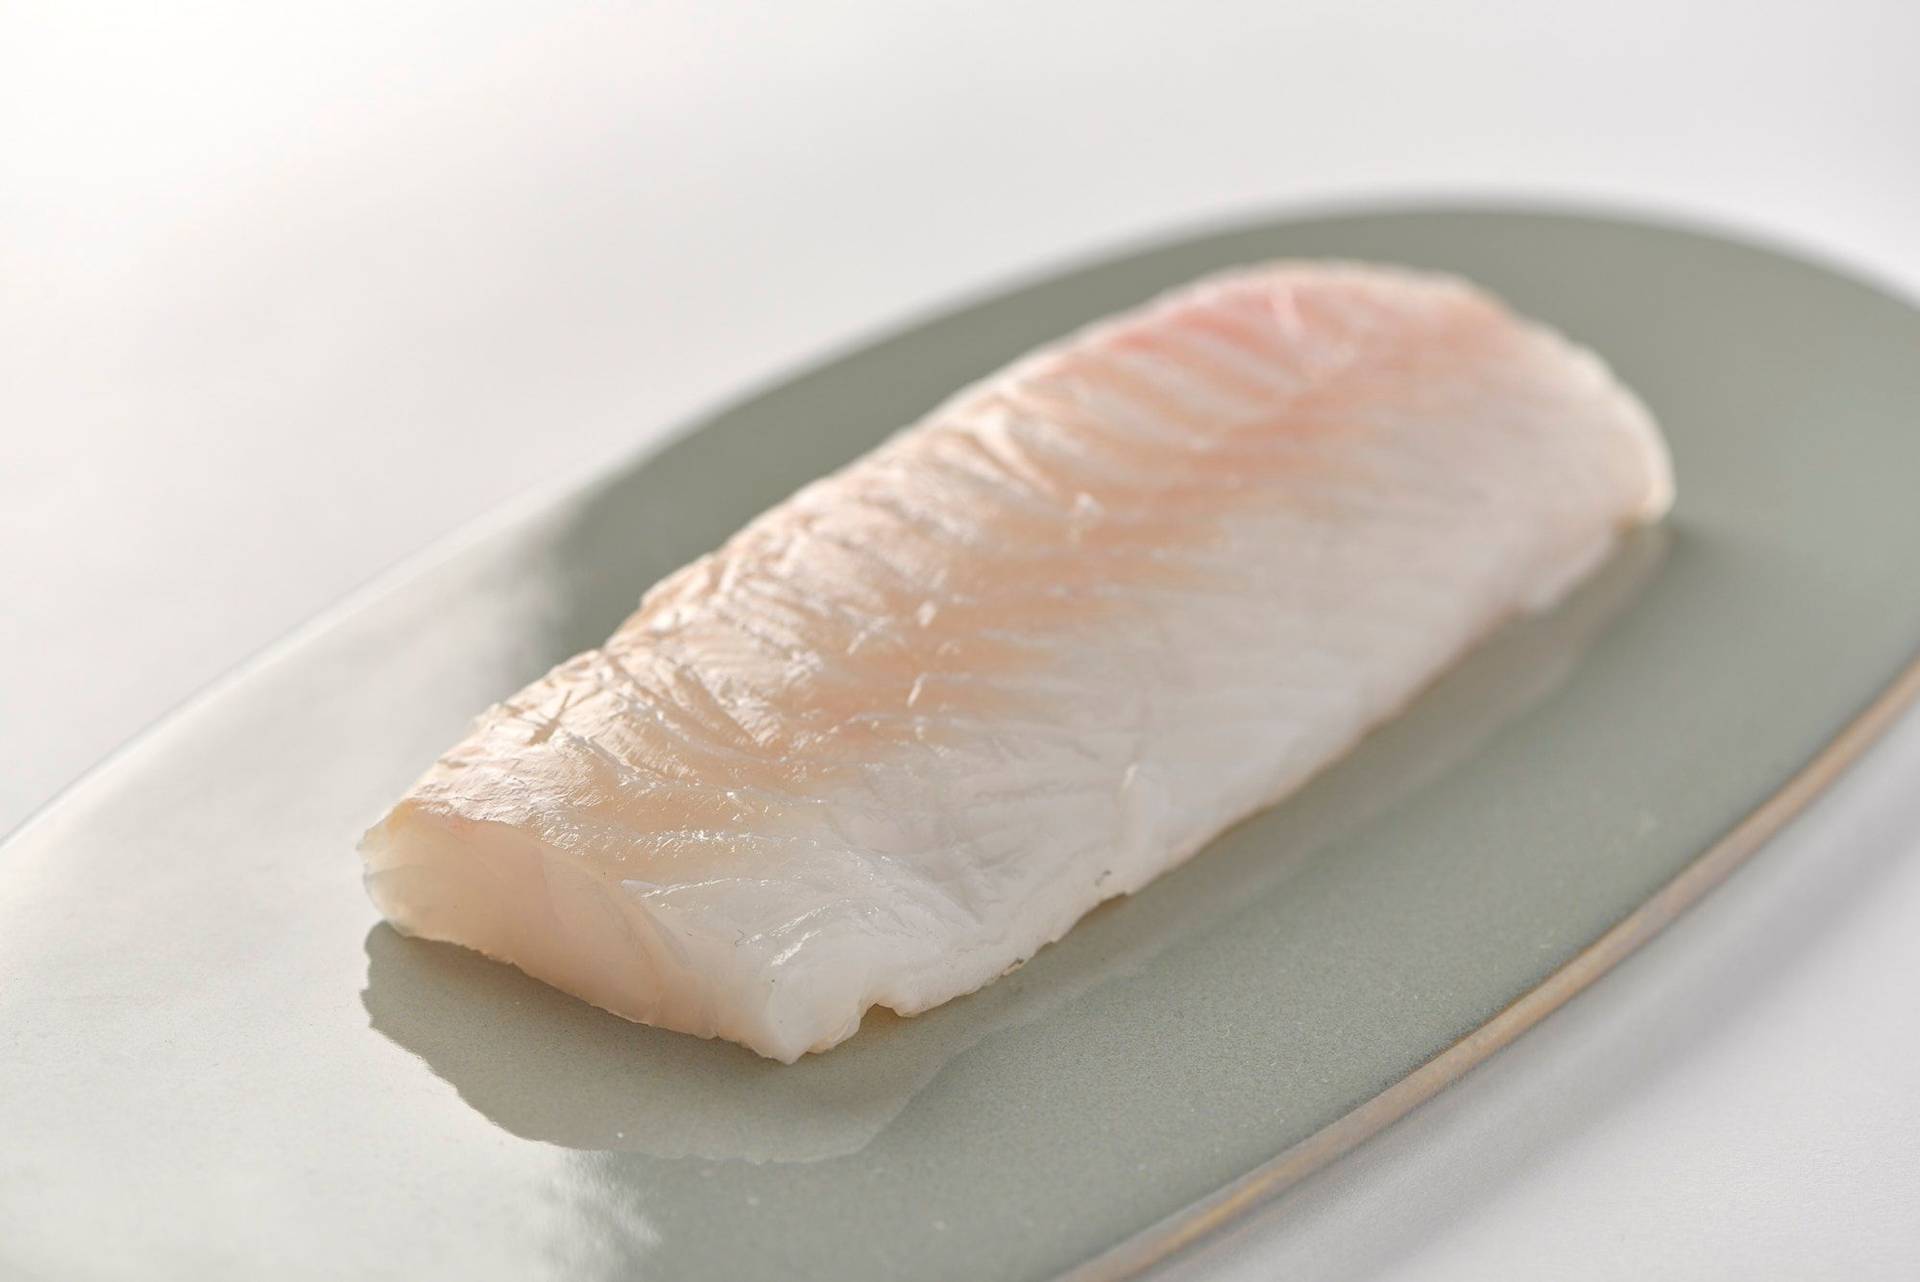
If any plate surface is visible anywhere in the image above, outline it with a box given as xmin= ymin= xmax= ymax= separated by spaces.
xmin=4 ymin=208 xmax=1920 ymax=1282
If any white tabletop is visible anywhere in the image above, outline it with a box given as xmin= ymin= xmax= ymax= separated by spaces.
xmin=4 ymin=3 xmax=1917 ymax=1276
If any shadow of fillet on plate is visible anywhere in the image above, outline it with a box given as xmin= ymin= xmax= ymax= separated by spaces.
xmin=359 ymin=262 xmax=1674 ymax=1063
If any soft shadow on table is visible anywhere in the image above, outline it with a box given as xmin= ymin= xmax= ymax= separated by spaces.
xmin=362 ymin=528 xmax=1668 ymax=1164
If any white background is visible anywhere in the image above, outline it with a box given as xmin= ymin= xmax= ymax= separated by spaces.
xmin=4 ymin=3 xmax=1917 ymax=1277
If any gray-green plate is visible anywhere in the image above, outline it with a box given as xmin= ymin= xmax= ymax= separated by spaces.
xmin=5 ymin=208 xmax=1920 ymax=1282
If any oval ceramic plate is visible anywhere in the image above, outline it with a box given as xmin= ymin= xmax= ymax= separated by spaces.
xmin=4 ymin=208 xmax=1920 ymax=1282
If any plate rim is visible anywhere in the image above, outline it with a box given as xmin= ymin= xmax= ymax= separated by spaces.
xmin=7 ymin=200 xmax=1919 ymax=1281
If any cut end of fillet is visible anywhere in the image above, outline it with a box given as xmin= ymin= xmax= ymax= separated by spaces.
xmin=361 ymin=807 xmax=862 ymax=1062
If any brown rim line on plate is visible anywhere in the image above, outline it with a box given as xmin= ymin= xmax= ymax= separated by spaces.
xmin=1068 ymin=652 xmax=1920 ymax=1282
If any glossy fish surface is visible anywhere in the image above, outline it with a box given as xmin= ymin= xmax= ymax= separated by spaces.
xmin=361 ymin=262 xmax=1673 ymax=1062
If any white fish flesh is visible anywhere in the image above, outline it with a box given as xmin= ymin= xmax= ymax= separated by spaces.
xmin=360 ymin=262 xmax=1673 ymax=1062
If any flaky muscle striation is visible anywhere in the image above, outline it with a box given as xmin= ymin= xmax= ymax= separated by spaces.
xmin=361 ymin=262 xmax=1673 ymax=1061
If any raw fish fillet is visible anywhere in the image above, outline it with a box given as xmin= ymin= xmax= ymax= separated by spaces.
xmin=361 ymin=262 xmax=1673 ymax=1062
